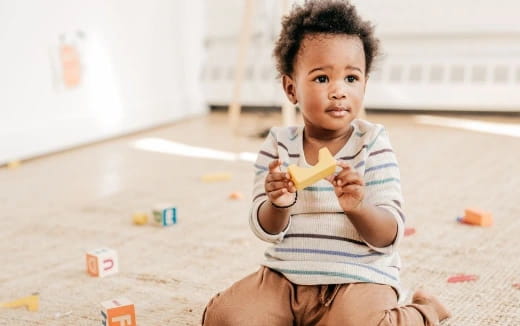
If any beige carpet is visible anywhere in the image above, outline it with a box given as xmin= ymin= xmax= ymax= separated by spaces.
xmin=1 ymin=111 xmax=519 ymax=325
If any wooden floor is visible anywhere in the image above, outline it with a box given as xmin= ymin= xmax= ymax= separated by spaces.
xmin=1 ymin=111 xmax=519 ymax=325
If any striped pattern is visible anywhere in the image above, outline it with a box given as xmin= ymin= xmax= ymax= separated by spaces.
xmin=249 ymin=120 xmax=405 ymax=295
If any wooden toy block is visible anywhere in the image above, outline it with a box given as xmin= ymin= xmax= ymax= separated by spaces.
xmin=288 ymin=147 xmax=336 ymax=190
xmin=0 ymin=293 xmax=39 ymax=311
xmin=462 ymin=208 xmax=493 ymax=226
xmin=132 ymin=212 xmax=149 ymax=225
xmin=7 ymin=160 xmax=21 ymax=169
xmin=152 ymin=204 xmax=177 ymax=226
xmin=86 ymin=248 xmax=118 ymax=277
xmin=201 ymin=172 xmax=231 ymax=182
xmin=229 ymin=191 xmax=243 ymax=200
xmin=101 ymin=297 xmax=136 ymax=326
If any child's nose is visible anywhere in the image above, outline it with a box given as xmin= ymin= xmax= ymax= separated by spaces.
xmin=328 ymin=83 xmax=347 ymax=100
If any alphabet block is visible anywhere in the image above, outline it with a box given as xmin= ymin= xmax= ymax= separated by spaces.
xmin=86 ymin=248 xmax=118 ymax=277
xmin=462 ymin=208 xmax=493 ymax=227
xmin=288 ymin=147 xmax=336 ymax=190
xmin=152 ymin=205 xmax=177 ymax=226
xmin=100 ymin=297 xmax=136 ymax=326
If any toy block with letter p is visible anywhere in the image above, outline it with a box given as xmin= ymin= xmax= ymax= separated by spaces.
xmin=101 ymin=297 xmax=136 ymax=326
xmin=288 ymin=147 xmax=336 ymax=190
xmin=152 ymin=204 xmax=177 ymax=226
xmin=86 ymin=248 xmax=118 ymax=277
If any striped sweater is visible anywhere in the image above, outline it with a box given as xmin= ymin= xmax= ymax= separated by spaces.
xmin=249 ymin=119 xmax=405 ymax=295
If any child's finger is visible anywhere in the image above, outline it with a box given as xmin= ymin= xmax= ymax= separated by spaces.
xmin=266 ymin=172 xmax=290 ymax=182
xmin=268 ymin=159 xmax=282 ymax=173
xmin=287 ymin=183 xmax=297 ymax=193
xmin=325 ymin=175 xmax=335 ymax=183
xmin=336 ymin=173 xmax=364 ymax=186
xmin=339 ymin=184 xmax=363 ymax=198
xmin=266 ymin=181 xmax=290 ymax=192
xmin=268 ymin=188 xmax=287 ymax=199
xmin=337 ymin=161 xmax=352 ymax=170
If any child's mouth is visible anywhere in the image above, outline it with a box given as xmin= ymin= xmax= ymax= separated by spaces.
xmin=326 ymin=107 xmax=349 ymax=117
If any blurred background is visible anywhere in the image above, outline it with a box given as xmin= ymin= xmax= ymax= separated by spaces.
xmin=1 ymin=0 xmax=519 ymax=166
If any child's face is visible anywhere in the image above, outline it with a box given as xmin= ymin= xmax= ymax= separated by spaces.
xmin=285 ymin=34 xmax=366 ymax=133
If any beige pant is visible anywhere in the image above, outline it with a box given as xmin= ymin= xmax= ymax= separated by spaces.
xmin=202 ymin=267 xmax=439 ymax=326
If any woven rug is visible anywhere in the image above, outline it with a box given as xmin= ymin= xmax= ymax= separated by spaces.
xmin=1 ymin=112 xmax=519 ymax=325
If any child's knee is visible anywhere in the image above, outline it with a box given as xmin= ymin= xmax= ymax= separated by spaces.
xmin=202 ymin=293 xmax=226 ymax=325
xmin=201 ymin=292 xmax=245 ymax=326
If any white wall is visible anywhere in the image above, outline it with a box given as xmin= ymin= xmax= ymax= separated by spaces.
xmin=0 ymin=0 xmax=207 ymax=165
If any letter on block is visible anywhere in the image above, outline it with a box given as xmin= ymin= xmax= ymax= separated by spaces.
xmin=101 ymin=297 xmax=136 ymax=326
xmin=288 ymin=147 xmax=336 ymax=190
xmin=463 ymin=208 xmax=493 ymax=227
xmin=86 ymin=248 xmax=119 ymax=277
xmin=152 ymin=205 xmax=177 ymax=226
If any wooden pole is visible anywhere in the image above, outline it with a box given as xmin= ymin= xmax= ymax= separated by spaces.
xmin=228 ymin=0 xmax=255 ymax=132
xmin=280 ymin=0 xmax=296 ymax=127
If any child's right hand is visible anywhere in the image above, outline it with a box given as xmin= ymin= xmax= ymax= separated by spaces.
xmin=265 ymin=159 xmax=297 ymax=207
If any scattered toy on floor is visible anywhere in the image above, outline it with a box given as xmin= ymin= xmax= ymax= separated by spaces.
xmin=288 ymin=147 xmax=336 ymax=190
xmin=0 ymin=292 xmax=39 ymax=312
xmin=201 ymin=172 xmax=232 ymax=182
xmin=132 ymin=212 xmax=149 ymax=225
xmin=152 ymin=204 xmax=177 ymax=226
xmin=447 ymin=274 xmax=478 ymax=283
xmin=513 ymin=283 xmax=520 ymax=290
xmin=457 ymin=208 xmax=493 ymax=227
xmin=6 ymin=160 xmax=21 ymax=169
xmin=101 ymin=297 xmax=136 ymax=326
xmin=229 ymin=191 xmax=243 ymax=200
xmin=86 ymin=248 xmax=119 ymax=277
xmin=404 ymin=227 xmax=416 ymax=236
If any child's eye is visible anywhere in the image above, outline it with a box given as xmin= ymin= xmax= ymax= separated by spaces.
xmin=314 ymin=75 xmax=328 ymax=83
xmin=345 ymin=75 xmax=358 ymax=83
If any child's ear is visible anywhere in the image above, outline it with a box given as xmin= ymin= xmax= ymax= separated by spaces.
xmin=282 ymin=75 xmax=297 ymax=104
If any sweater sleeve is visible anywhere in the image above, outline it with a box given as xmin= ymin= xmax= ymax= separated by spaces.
xmin=362 ymin=125 xmax=405 ymax=253
xmin=249 ymin=128 xmax=291 ymax=243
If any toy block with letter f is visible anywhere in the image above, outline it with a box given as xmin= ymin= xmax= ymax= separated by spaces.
xmin=101 ymin=297 xmax=136 ymax=326
xmin=86 ymin=248 xmax=118 ymax=277
xmin=288 ymin=147 xmax=336 ymax=190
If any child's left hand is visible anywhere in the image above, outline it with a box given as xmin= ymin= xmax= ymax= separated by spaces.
xmin=326 ymin=161 xmax=364 ymax=212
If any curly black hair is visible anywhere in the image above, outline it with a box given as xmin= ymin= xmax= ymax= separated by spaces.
xmin=273 ymin=0 xmax=379 ymax=78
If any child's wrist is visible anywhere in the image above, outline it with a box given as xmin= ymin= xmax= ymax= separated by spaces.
xmin=344 ymin=199 xmax=364 ymax=214
xmin=271 ymin=192 xmax=298 ymax=209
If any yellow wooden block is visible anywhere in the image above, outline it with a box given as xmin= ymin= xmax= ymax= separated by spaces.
xmin=463 ymin=208 xmax=493 ymax=227
xmin=7 ymin=160 xmax=21 ymax=169
xmin=0 ymin=293 xmax=39 ymax=312
xmin=288 ymin=147 xmax=336 ymax=190
xmin=132 ymin=212 xmax=149 ymax=225
xmin=201 ymin=172 xmax=231 ymax=182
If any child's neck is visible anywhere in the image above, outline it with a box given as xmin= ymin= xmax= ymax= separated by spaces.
xmin=303 ymin=125 xmax=353 ymax=165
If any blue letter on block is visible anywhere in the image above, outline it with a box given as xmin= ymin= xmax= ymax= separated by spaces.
xmin=162 ymin=207 xmax=177 ymax=226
